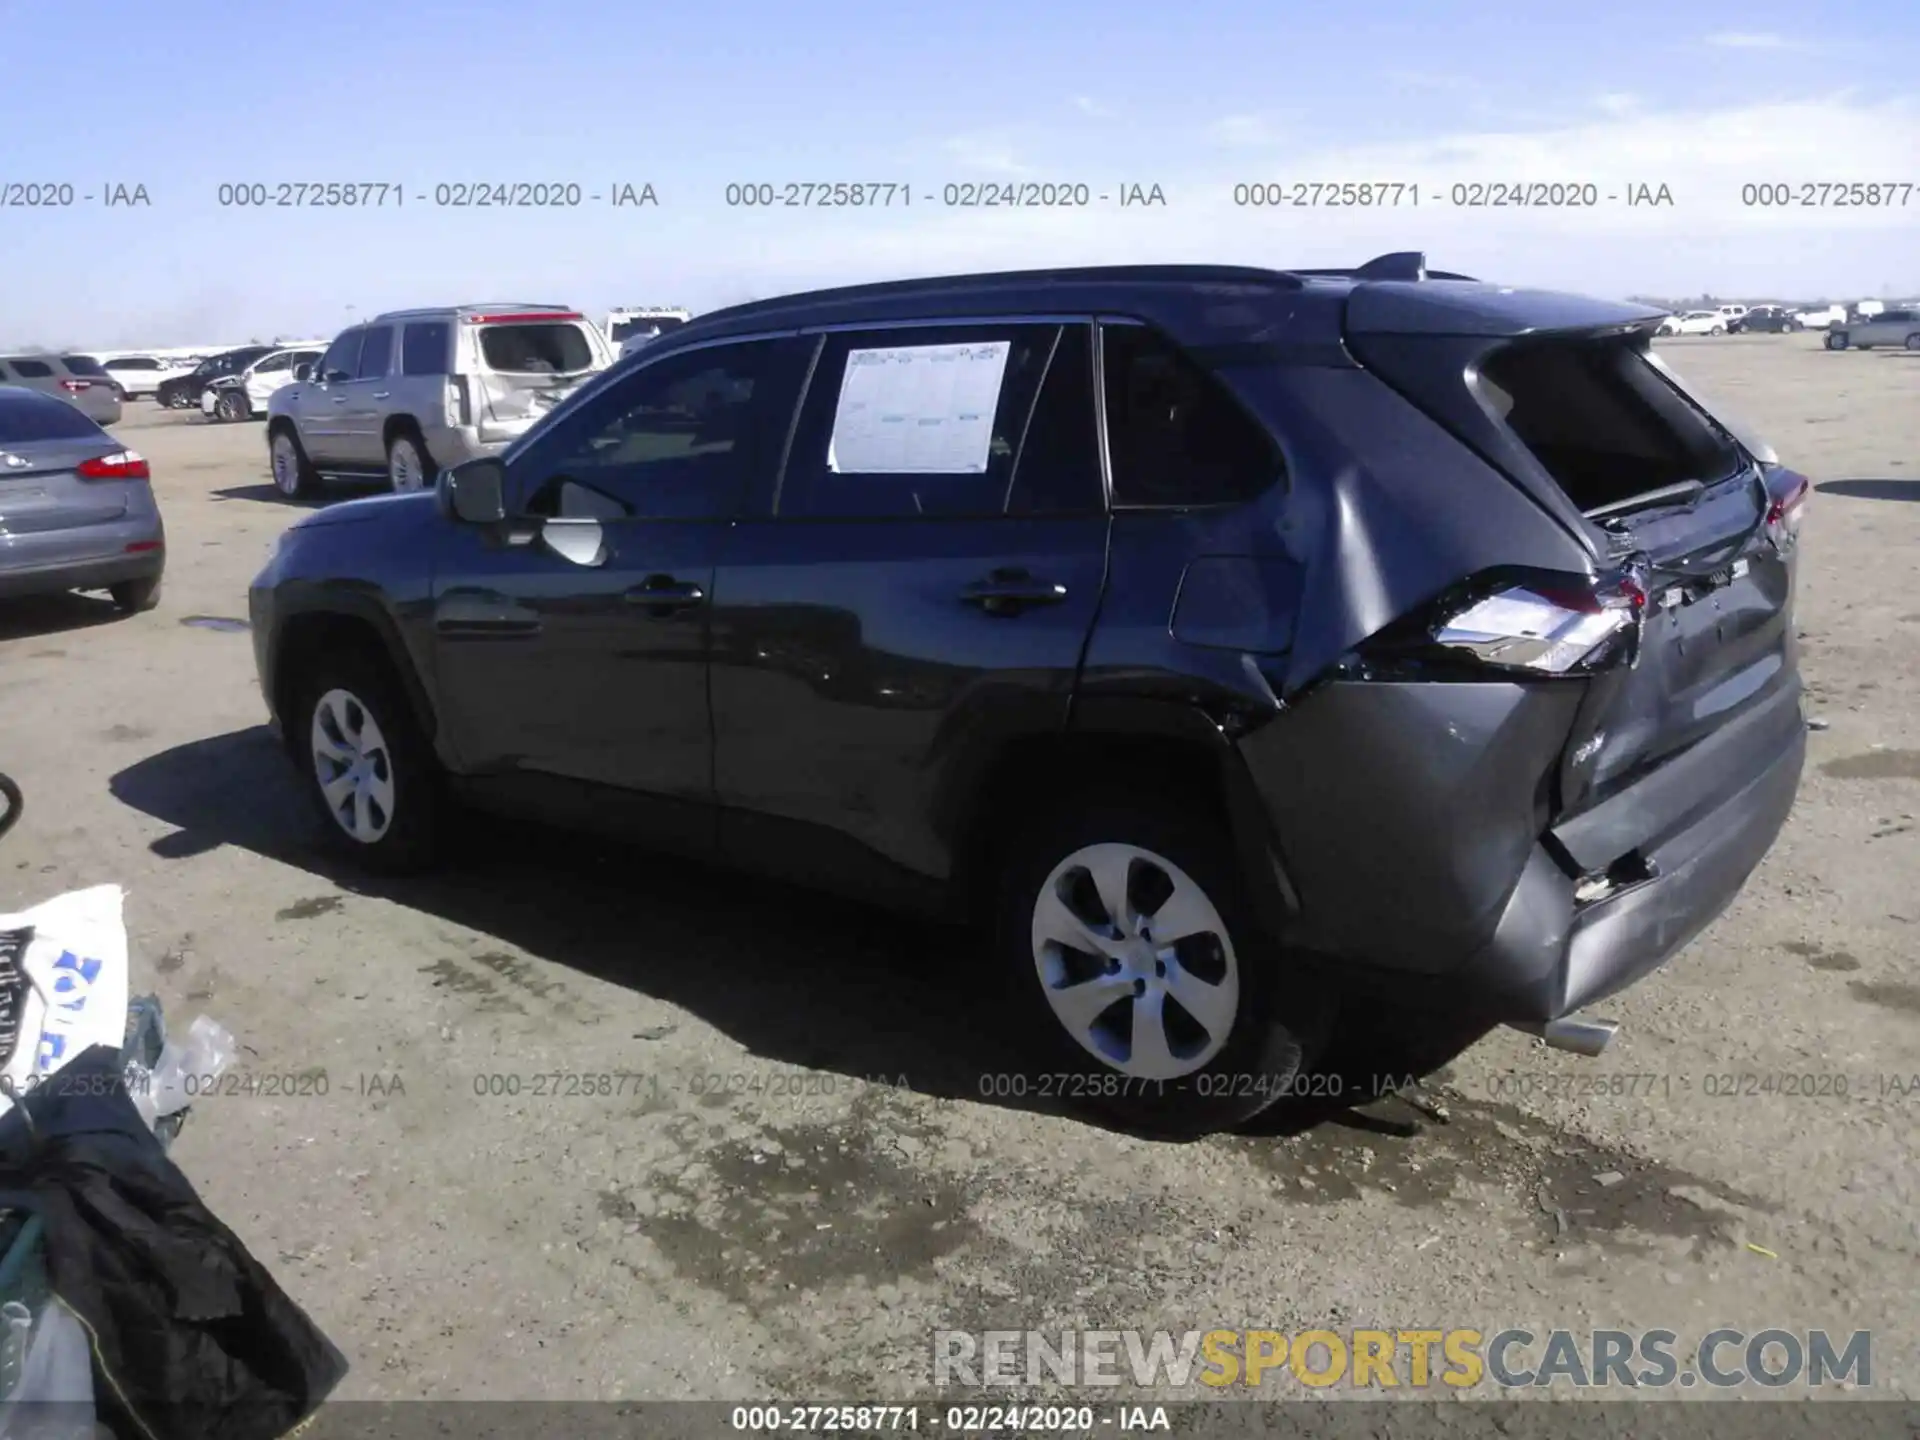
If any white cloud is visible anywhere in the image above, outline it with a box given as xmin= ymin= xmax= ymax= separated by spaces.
xmin=1073 ymin=96 xmax=1113 ymax=119
xmin=714 ymin=97 xmax=1920 ymax=301
xmin=1595 ymin=92 xmax=1640 ymax=116
xmin=941 ymin=134 xmax=1033 ymax=176
xmin=1707 ymin=31 xmax=1793 ymax=49
xmin=1207 ymin=114 xmax=1287 ymax=147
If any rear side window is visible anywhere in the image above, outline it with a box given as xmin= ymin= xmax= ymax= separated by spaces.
xmin=355 ymin=327 xmax=394 ymax=379
xmin=0 ymin=391 xmax=105 ymax=442
xmin=108 ymin=357 xmax=159 ymax=371
xmin=1101 ymin=325 xmax=1284 ymax=507
xmin=7 ymin=359 xmax=53 ymax=378
xmin=1477 ymin=340 xmax=1742 ymax=513
xmin=779 ymin=323 xmax=1059 ymax=519
xmin=401 ymin=322 xmax=450 ymax=376
xmin=61 ymin=356 xmax=107 ymax=376
xmin=479 ymin=323 xmax=594 ymax=375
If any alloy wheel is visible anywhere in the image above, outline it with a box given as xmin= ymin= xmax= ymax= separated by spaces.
xmin=310 ymin=688 xmax=396 ymax=844
xmin=389 ymin=436 xmax=425 ymax=492
xmin=271 ymin=433 xmax=301 ymax=495
xmin=1029 ymin=842 xmax=1240 ymax=1081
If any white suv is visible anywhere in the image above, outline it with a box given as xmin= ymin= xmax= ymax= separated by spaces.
xmin=201 ymin=344 xmax=327 ymax=421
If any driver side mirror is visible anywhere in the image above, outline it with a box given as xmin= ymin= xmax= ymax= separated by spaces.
xmin=293 ymin=363 xmax=312 ymax=382
xmin=440 ymin=457 xmax=507 ymax=525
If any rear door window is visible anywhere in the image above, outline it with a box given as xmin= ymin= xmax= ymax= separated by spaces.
xmin=779 ymin=323 xmax=1059 ymax=519
xmin=401 ymin=321 xmax=450 ymax=376
xmin=479 ymin=322 xmax=595 ymax=375
xmin=253 ymin=352 xmax=292 ymax=374
xmin=8 ymin=360 xmax=53 ymax=378
xmin=1101 ymin=324 xmax=1285 ymax=507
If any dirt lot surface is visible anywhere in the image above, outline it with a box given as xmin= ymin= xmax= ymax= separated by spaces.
xmin=0 ymin=334 xmax=1914 ymax=1405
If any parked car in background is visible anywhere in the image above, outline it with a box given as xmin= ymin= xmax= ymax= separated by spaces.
xmin=266 ymin=304 xmax=615 ymax=497
xmin=605 ymin=307 xmax=692 ymax=353
xmin=249 ymin=253 xmax=1808 ymax=1136
xmin=1659 ymin=311 xmax=1726 ymax=336
xmin=1730 ymin=306 xmax=1800 ymax=334
xmin=0 ymin=385 xmax=164 ymax=612
xmin=1825 ymin=307 xmax=1920 ymax=350
xmin=1794 ymin=305 xmax=1845 ymax=330
xmin=0 ymin=355 xmax=122 ymax=425
xmin=97 ymin=354 xmax=194 ymax=401
xmin=202 ymin=344 xmax=326 ymax=422
xmin=1714 ymin=304 xmax=1749 ymax=326
xmin=155 ymin=346 xmax=277 ymax=410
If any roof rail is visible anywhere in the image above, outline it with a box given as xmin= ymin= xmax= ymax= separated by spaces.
xmin=1288 ymin=251 xmax=1479 ymax=283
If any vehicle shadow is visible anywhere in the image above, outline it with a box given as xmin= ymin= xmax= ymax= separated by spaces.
xmin=110 ymin=727 xmax=1486 ymax=1140
xmin=210 ymin=484 xmax=323 ymax=508
xmin=106 ymin=727 xmax=1123 ymax=1128
xmin=0 ymin=592 xmax=124 ymax=642
xmin=1816 ymin=478 xmax=1920 ymax=502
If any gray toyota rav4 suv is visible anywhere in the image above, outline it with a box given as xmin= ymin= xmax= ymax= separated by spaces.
xmin=249 ymin=253 xmax=1810 ymax=1135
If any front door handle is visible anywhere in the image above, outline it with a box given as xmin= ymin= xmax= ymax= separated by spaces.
xmin=960 ymin=568 xmax=1068 ymax=616
xmin=372 ymin=391 xmax=390 ymax=400
xmin=624 ymin=574 xmax=706 ymax=616
xmin=332 ymin=396 xmax=348 ymax=404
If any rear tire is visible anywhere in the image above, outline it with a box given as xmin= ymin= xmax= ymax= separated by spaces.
xmin=1827 ymin=332 xmax=1848 ymax=350
xmin=109 ymin=576 xmax=161 ymax=613
xmin=993 ymin=790 xmax=1330 ymax=1138
xmin=386 ymin=427 xmax=434 ymax=493
xmin=1905 ymin=334 xmax=1920 ymax=351
xmin=270 ymin=425 xmax=319 ymax=499
xmin=292 ymin=647 xmax=443 ymax=873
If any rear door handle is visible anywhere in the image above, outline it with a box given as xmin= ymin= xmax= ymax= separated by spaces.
xmin=372 ymin=391 xmax=390 ymax=400
xmin=332 ymin=396 xmax=348 ymax=404
xmin=960 ymin=569 xmax=1068 ymax=616
xmin=624 ymin=574 xmax=707 ymax=616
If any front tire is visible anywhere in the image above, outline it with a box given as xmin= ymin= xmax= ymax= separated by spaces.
xmin=108 ymin=575 xmax=162 ymax=613
xmin=294 ymin=648 xmax=442 ymax=873
xmin=1827 ymin=332 xmax=1848 ymax=350
xmin=994 ymin=793 xmax=1329 ymax=1138
xmin=215 ymin=389 xmax=250 ymax=422
xmin=270 ymin=425 xmax=319 ymax=499
xmin=1905 ymin=334 xmax=1920 ymax=351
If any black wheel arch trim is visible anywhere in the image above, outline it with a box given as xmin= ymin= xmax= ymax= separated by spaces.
xmin=1062 ymin=694 xmax=1301 ymax=937
xmin=267 ymin=586 xmax=440 ymax=755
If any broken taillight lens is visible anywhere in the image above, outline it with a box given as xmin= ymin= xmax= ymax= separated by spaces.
xmin=1343 ymin=565 xmax=1647 ymax=681
xmin=1764 ymin=470 xmax=1809 ymax=554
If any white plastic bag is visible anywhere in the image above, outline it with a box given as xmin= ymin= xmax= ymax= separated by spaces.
xmin=133 ymin=1015 xmax=237 ymax=1128
xmin=0 ymin=1302 xmax=96 ymax=1438
xmin=0 ymin=886 xmax=131 ymax=1118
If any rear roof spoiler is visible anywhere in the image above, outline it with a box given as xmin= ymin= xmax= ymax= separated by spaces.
xmin=1289 ymin=252 xmax=1480 ymax=283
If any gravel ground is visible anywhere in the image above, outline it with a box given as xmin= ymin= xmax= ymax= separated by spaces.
xmin=0 ymin=331 xmax=1913 ymax=1408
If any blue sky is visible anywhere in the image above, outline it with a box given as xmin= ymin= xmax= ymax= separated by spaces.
xmin=1 ymin=0 xmax=1916 ymax=346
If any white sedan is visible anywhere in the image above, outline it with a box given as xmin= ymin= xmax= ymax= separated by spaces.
xmin=1657 ymin=311 xmax=1728 ymax=336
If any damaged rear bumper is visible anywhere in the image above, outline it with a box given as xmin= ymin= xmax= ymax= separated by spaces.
xmin=1239 ymin=673 xmax=1805 ymax=1024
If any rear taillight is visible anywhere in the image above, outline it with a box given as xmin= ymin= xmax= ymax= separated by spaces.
xmin=1765 ymin=470 xmax=1809 ymax=553
xmin=1342 ymin=566 xmax=1648 ymax=681
xmin=446 ymin=375 xmax=472 ymax=426
xmin=58 ymin=379 xmax=91 ymax=393
xmin=76 ymin=449 xmax=150 ymax=481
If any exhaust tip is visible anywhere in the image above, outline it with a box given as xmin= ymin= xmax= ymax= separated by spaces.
xmin=1511 ymin=1016 xmax=1620 ymax=1058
